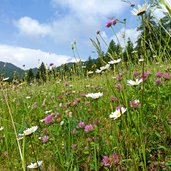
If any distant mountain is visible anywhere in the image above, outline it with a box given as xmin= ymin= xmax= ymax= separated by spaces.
xmin=0 ymin=61 xmax=24 ymax=80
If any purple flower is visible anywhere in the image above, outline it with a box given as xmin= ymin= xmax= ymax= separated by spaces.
xmin=130 ymin=100 xmax=141 ymax=108
xmin=110 ymin=95 xmax=117 ymax=102
xmin=78 ymin=121 xmax=85 ymax=128
xmin=156 ymin=72 xmax=163 ymax=77
xmin=155 ymin=79 xmax=162 ymax=85
xmin=115 ymin=83 xmax=122 ymax=91
xmin=49 ymin=63 xmax=54 ymax=66
xmin=163 ymin=73 xmax=170 ymax=80
xmin=102 ymin=156 xmax=111 ymax=167
xmin=44 ymin=115 xmax=53 ymax=124
xmin=71 ymin=144 xmax=77 ymax=150
xmin=133 ymin=71 xmax=139 ymax=78
xmin=42 ymin=135 xmax=49 ymax=143
xmin=105 ymin=19 xmax=117 ymax=28
xmin=84 ymin=124 xmax=94 ymax=132
xmin=113 ymin=152 xmax=120 ymax=165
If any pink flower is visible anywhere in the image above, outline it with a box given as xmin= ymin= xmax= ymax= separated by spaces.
xmin=105 ymin=19 xmax=117 ymax=28
xmin=155 ymin=79 xmax=162 ymax=85
xmin=133 ymin=71 xmax=139 ymax=78
xmin=102 ymin=156 xmax=111 ymax=167
xmin=44 ymin=115 xmax=53 ymax=124
xmin=115 ymin=83 xmax=122 ymax=91
xmin=71 ymin=144 xmax=77 ymax=150
xmin=113 ymin=152 xmax=120 ymax=165
xmin=42 ymin=135 xmax=49 ymax=143
xmin=84 ymin=124 xmax=94 ymax=132
xmin=110 ymin=95 xmax=117 ymax=102
xmin=163 ymin=73 xmax=170 ymax=80
xmin=130 ymin=100 xmax=141 ymax=108
xmin=156 ymin=72 xmax=163 ymax=77
xmin=78 ymin=121 xmax=85 ymax=128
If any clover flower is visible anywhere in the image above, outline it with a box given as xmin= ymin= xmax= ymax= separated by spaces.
xmin=78 ymin=121 xmax=85 ymax=128
xmin=105 ymin=19 xmax=118 ymax=28
xmin=130 ymin=100 xmax=141 ymax=108
xmin=0 ymin=126 xmax=4 ymax=131
xmin=84 ymin=124 xmax=94 ymax=132
xmin=163 ymin=73 xmax=170 ymax=79
xmin=131 ymin=3 xmax=149 ymax=16
xmin=109 ymin=107 xmax=127 ymax=120
xmin=44 ymin=114 xmax=53 ymax=124
xmin=102 ymin=156 xmax=111 ymax=167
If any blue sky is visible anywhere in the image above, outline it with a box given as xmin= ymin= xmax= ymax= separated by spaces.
xmin=0 ymin=0 xmax=165 ymax=69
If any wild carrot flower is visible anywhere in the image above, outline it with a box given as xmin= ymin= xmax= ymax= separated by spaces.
xmin=27 ymin=161 xmax=43 ymax=169
xmin=109 ymin=107 xmax=127 ymax=120
xmin=85 ymin=92 xmax=103 ymax=99
xmin=84 ymin=124 xmax=94 ymax=132
xmin=127 ymin=79 xmax=143 ymax=86
xmin=131 ymin=3 xmax=149 ymax=16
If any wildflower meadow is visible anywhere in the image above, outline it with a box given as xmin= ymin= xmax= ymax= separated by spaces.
xmin=0 ymin=0 xmax=171 ymax=170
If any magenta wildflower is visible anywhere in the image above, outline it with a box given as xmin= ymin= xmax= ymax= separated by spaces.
xmin=84 ymin=124 xmax=94 ymax=132
xmin=102 ymin=156 xmax=111 ymax=167
xmin=44 ymin=115 xmax=53 ymax=124
xmin=78 ymin=121 xmax=85 ymax=128
xmin=115 ymin=83 xmax=122 ymax=91
xmin=42 ymin=135 xmax=49 ymax=143
xmin=71 ymin=144 xmax=77 ymax=150
xmin=155 ymin=79 xmax=162 ymax=85
xmin=133 ymin=71 xmax=139 ymax=78
xmin=105 ymin=19 xmax=117 ymax=28
xmin=110 ymin=95 xmax=117 ymax=102
xmin=113 ymin=152 xmax=120 ymax=165
xmin=130 ymin=100 xmax=141 ymax=108
xmin=156 ymin=72 xmax=163 ymax=77
xmin=163 ymin=73 xmax=170 ymax=80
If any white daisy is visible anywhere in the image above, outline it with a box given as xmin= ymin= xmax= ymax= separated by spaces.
xmin=131 ymin=3 xmax=149 ymax=16
xmin=27 ymin=161 xmax=43 ymax=169
xmin=23 ymin=126 xmax=38 ymax=136
xmin=108 ymin=59 xmax=121 ymax=64
xmin=0 ymin=126 xmax=4 ymax=131
xmin=85 ymin=92 xmax=103 ymax=99
xmin=109 ymin=107 xmax=127 ymax=120
xmin=127 ymin=79 xmax=143 ymax=86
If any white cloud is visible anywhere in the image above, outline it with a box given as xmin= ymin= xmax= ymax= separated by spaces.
xmin=14 ymin=0 xmax=127 ymax=43
xmin=51 ymin=0 xmax=127 ymax=16
xmin=0 ymin=44 xmax=75 ymax=69
xmin=14 ymin=16 xmax=51 ymax=36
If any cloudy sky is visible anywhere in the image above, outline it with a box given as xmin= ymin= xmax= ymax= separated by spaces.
xmin=0 ymin=0 xmax=165 ymax=69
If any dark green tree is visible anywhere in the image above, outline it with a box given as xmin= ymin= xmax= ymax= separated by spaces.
xmin=26 ymin=69 xmax=34 ymax=83
xmin=39 ymin=62 xmax=47 ymax=82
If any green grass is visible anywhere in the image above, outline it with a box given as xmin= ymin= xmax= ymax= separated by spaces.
xmin=0 ymin=60 xmax=171 ymax=170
